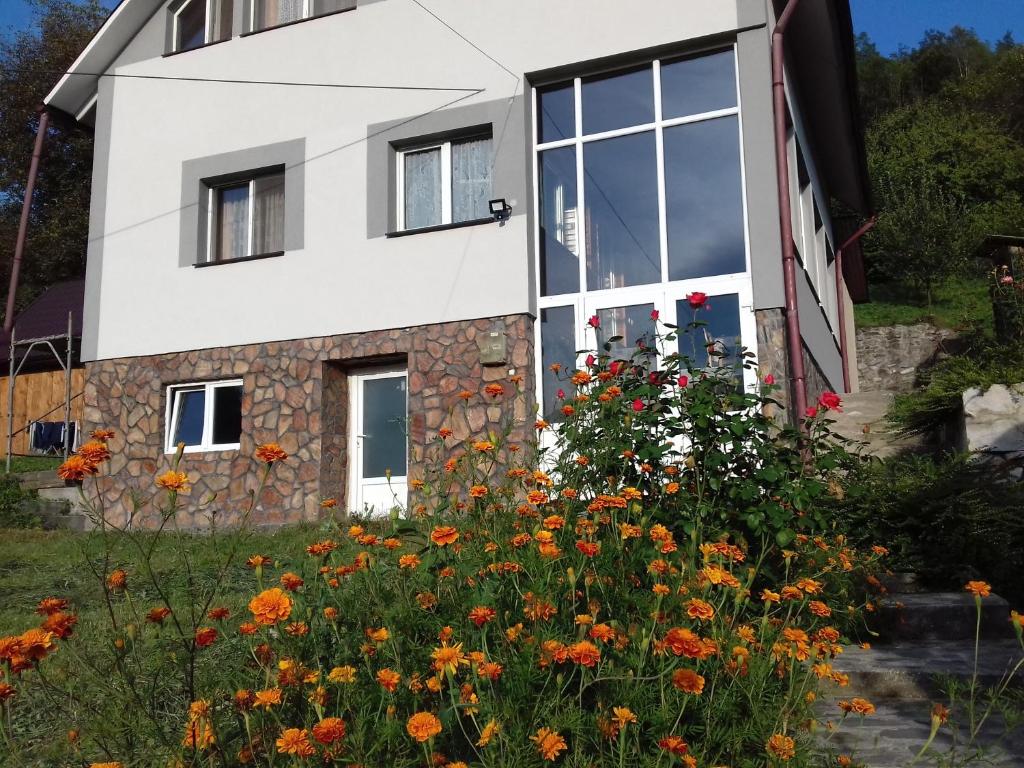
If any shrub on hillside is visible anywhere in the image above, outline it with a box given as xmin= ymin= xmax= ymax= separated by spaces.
xmin=0 ymin=474 xmax=40 ymax=529
xmin=0 ymin=310 xmax=884 ymax=767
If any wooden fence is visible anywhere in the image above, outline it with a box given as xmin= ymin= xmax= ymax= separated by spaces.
xmin=0 ymin=368 xmax=85 ymax=456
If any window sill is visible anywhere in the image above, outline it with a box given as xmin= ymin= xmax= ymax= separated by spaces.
xmin=240 ymin=6 xmax=355 ymax=37
xmin=386 ymin=218 xmax=494 ymax=238
xmin=165 ymin=444 xmax=240 ymax=455
xmin=163 ymin=37 xmax=232 ymax=57
xmin=194 ymin=251 xmax=284 ymax=268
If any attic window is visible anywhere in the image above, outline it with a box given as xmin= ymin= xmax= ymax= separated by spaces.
xmin=172 ymin=0 xmax=233 ymax=52
xmin=251 ymin=0 xmax=355 ymax=32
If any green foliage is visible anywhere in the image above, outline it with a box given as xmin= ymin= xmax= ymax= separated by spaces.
xmin=888 ymin=339 xmax=1024 ymax=437
xmin=852 ymin=276 xmax=992 ymax=330
xmin=0 ymin=0 xmax=107 ymax=318
xmin=4 ymin=456 xmax=62 ymax=474
xmin=830 ymin=453 xmax=1024 ymax=602
xmin=0 ymin=474 xmax=39 ymax=529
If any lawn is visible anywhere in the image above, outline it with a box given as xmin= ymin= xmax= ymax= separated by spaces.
xmin=2 ymin=455 xmax=63 ymax=474
xmin=854 ymin=275 xmax=993 ymax=331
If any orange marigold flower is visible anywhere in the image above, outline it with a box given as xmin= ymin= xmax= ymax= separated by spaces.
xmin=238 ymin=622 xmax=257 ymax=635
xmin=194 ymin=627 xmax=217 ymax=648
xmin=207 ymin=606 xmax=230 ymax=621
xmin=686 ymin=598 xmax=715 ymax=622
xmin=468 ymin=606 xmax=497 ymax=627
xmin=766 ymin=733 xmax=796 ymax=760
xmin=328 ymin=665 xmax=356 ymax=683
xmin=284 ymin=621 xmax=309 ymax=636
xmin=248 ymin=588 xmax=292 ymax=626
xmin=575 ymin=540 xmax=600 ymax=557
xmin=88 ymin=763 xmax=124 ymax=768
xmin=35 ymin=597 xmax=69 ymax=616
xmin=839 ymin=697 xmax=876 ymax=716
xmin=279 ymin=572 xmax=304 ymax=591
xmin=761 ymin=588 xmax=781 ymax=603
xmin=320 ymin=497 xmax=338 ymax=508
xmin=306 ymin=539 xmax=337 ymax=557
xmin=276 ymin=728 xmax=315 ymax=757
xmin=477 ymin=718 xmax=500 ymax=746
xmin=155 ymin=470 xmax=189 ymax=493
xmin=965 ymin=580 xmax=991 ymax=597
xmin=255 ymin=443 xmax=288 ymax=464
xmin=809 ymin=600 xmax=832 ymax=617
xmin=664 ymin=482 xmax=680 ymax=495
xmin=253 ymin=688 xmax=282 ymax=708
xmin=246 ymin=554 xmax=271 ymax=569
xmin=407 ymin=711 xmax=443 ymax=742
xmin=78 ymin=441 xmax=111 ymax=465
xmin=672 ymin=668 xmax=705 ymax=694
xmin=432 ymin=641 xmax=469 ymax=675
xmin=484 ymin=383 xmax=505 ymax=397
xmin=41 ymin=612 xmax=77 ymax=639
xmin=0 ymin=683 xmax=14 ymax=702
xmin=312 ymin=717 xmax=346 ymax=744
xmin=147 ymin=606 xmax=171 ymax=624
xmin=18 ymin=628 xmax=55 ymax=661
xmin=567 ymin=640 xmax=601 ymax=667
xmin=377 ymin=668 xmax=401 ymax=692
xmin=468 ymin=485 xmax=489 ymax=499
xmin=106 ymin=569 xmax=127 ymax=591
xmin=90 ymin=428 xmax=115 ymax=441
xmin=365 ymin=627 xmax=390 ymax=643
xmin=431 ymin=526 xmax=460 ymax=546
xmin=57 ymin=455 xmax=97 ymax=482
xmin=658 ymin=736 xmax=689 ymax=756
xmin=531 ymin=727 xmax=567 ymax=762
xmin=612 ymin=707 xmax=638 ymax=729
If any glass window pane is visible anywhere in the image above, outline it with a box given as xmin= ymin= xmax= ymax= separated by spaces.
xmin=176 ymin=0 xmax=206 ymax=50
xmin=362 ymin=377 xmax=407 ymax=478
xmin=212 ymin=385 xmax=242 ymax=445
xmin=253 ymin=172 xmax=285 ymax=254
xmin=254 ymin=0 xmax=303 ymax=30
xmin=582 ymin=66 xmax=654 ymax=135
xmin=539 ymin=147 xmax=580 ymax=296
xmin=403 ymin=148 xmax=442 ymax=230
xmin=537 ymin=83 xmax=575 ymax=143
xmin=209 ymin=0 xmax=233 ymax=42
xmin=597 ymin=304 xmax=656 ymax=359
xmin=451 ymin=137 xmax=492 ymax=223
xmin=676 ymin=293 xmax=742 ymax=374
xmin=216 ymin=183 xmax=250 ymax=262
xmin=540 ymin=306 xmax=576 ymax=422
xmin=312 ymin=0 xmax=355 ymax=14
xmin=661 ymin=49 xmax=737 ymax=119
xmin=584 ymin=132 xmax=661 ymax=290
xmin=172 ymin=389 xmax=205 ymax=447
xmin=665 ymin=116 xmax=745 ymax=280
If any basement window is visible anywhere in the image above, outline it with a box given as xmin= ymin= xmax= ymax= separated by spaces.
xmin=165 ymin=380 xmax=243 ymax=453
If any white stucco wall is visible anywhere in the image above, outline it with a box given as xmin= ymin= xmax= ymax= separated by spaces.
xmin=79 ymin=0 xmax=746 ymax=360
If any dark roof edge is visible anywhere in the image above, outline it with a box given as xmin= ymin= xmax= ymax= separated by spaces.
xmin=834 ymin=0 xmax=872 ymax=213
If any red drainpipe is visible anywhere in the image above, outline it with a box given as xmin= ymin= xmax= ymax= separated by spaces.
xmin=835 ymin=215 xmax=876 ymax=392
xmin=771 ymin=0 xmax=808 ymax=422
xmin=5 ymin=107 xmax=51 ymax=334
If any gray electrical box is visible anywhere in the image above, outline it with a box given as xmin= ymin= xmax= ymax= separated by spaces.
xmin=478 ymin=330 xmax=508 ymax=366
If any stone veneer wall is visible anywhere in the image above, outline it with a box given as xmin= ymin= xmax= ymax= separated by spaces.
xmin=84 ymin=314 xmax=535 ymax=528
xmin=856 ymin=323 xmax=958 ymax=393
xmin=755 ymin=307 xmax=836 ymax=420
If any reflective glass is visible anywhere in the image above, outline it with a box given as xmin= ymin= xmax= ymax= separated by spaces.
xmin=540 ymin=306 xmax=576 ymax=422
xmin=676 ymin=293 xmax=742 ymax=374
xmin=452 ymin=136 xmax=493 ymax=222
xmin=539 ymin=147 xmax=580 ymax=296
xmin=582 ymin=66 xmax=654 ymax=135
xmin=403 ymin=148 xmax=442 ymax=230
xmin=172 ymin=389 xmax=205 ymax=447
xmin=584 ymin=132 xmax=661 ymax=290
xmin=362 ymin=377 xmax=407 ymax=478
xmin=537 ymin=83 xmax=576 ymax=143
xmin=215 ymin=183 xmax=250 ymax=261
xmin=661 ymin=49 xmax=737 ymax=119
xmin=176 ymin=0 xmax=206 ymax=51
xmin=664 ymin=116 xmax=745 ymax=280
xmin=596 ymin=303 xmax=656 ymax=359
xmin=212 ymin=385 xmax=242 ymax=445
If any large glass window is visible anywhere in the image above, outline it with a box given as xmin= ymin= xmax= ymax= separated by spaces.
xmin=535 ymin=47 xmax=753 ymax=418
xmin=166 ymin=380 xmax=243 ymax=453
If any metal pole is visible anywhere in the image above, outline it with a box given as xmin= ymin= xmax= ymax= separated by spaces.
xmin=6 ymin=327 xmax=15 ymax=473
xmin=5 ymin=109 xmax=50 ymax=334
xmin=63 ymin=311 xmax=72 ymax=460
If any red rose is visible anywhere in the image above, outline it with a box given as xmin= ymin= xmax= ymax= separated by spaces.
xmin=764 ymin=374 xmax=775 ymax=385
xmin=805 ymin=406 xmax=818 ymax=418
xmin=686 ymin=292 xmax=708 ymax=310
xmin=588 ymin=315 xmax=600 ymax=328
xmin=632 ymin=398 xmax=644 ymax=412
xmin=585 ymin=354 xmax=596 ymax=368
xmin=678 ymin=375 xmax=688 ymax=388
xmin=818 ymin=391 xmax=842 ymax=411
xmin=650 ymin=309 xmax=660 ymax=321
xmin=556 ymin=389 xmax=565 ymax=400
xmin=610 ymin=361 xmax=622 ymax=376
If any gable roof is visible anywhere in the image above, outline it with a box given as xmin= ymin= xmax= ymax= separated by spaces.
xmin=0 ymin=280 xmax=85 ymax=368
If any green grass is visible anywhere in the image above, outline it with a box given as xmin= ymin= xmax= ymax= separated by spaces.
xmin=854 ymin=276 xmax=993 ymax=331
xmin=2 ymin=456 xmax=63 ymax=475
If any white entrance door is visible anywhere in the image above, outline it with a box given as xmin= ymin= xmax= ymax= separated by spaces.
xmin=348 ymin=367 xmax=408 ymax=516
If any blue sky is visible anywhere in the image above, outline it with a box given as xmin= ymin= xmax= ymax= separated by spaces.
xmin=1 ymin=0 xmax=1022 ymax=55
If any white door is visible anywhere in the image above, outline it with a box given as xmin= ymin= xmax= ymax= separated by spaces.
xmin=348 ymin=367 xmax=408 ymax=517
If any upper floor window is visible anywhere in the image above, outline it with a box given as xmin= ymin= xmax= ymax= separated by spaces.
xmin=251 ymin=0 xmax=355 ymax=32
xmin=396 ymin=133 xmax=493 ymax=231
xmin=205 ymin=169 xmax=285 ymax=262
xmin=172 ymin=0 xmax=233 ymax=52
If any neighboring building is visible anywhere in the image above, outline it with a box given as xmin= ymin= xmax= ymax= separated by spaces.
xmin=43 ymin=0 xmax=870 ymax=525
xmin=0 ymin=280 xmax=85 ymax=457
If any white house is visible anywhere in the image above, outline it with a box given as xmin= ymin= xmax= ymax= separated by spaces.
xmin=43 ymin=0 xmax=871 ymax=525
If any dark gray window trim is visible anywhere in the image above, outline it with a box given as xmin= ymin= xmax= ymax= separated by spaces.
xmin=163 ymin=37 xmax=231 ymax=57
xmin=194 ymin=250 xmax=285 ymax=267
xmin=386 ymin=218 xmax=493 ymax=239
xmin=241 ymin=4 xmax=355 ymax=36
xmin=179 ymin=138 xmax=305 ymax=268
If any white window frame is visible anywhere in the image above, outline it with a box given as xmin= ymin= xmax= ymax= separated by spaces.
xmin=205 ymin=171 xmax=283 ymax=263
xmin=532 ymin=45 xmax=758 ymax=425
xmin=164 ymin=379 xmax=243 ymax=454
xmin=395 ymin=134 xmax=493 ymax=231
xmin=249 ymin=0 xmax=353 ymax=31
xmin=172 ymin=0 xmax=229 ymax=52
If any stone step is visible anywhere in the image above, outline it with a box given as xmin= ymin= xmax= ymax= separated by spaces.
xmin=825 ymin=390 xmax=927 ymax=458
xmin=17 ymin=497 xmax=90 ymax=532
xmin=832 ymin=642 xmax=1024 ymax=701
xmin=873 ymin=592 xmax=1013 ymax=643
xmin=14 ymin=468 xmax=66 ymax=491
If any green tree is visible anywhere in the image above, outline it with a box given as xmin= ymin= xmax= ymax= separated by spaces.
xmin=0 ymin=0 xmax=106 ymax=321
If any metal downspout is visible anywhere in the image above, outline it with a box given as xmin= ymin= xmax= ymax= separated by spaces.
xmin=835 ymin=216 xmax=877 ymax=392
xmin=771 ymin=0 xmax=808 ymax=422
xmin=5 ymin=107 xmax=50 ymax=333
